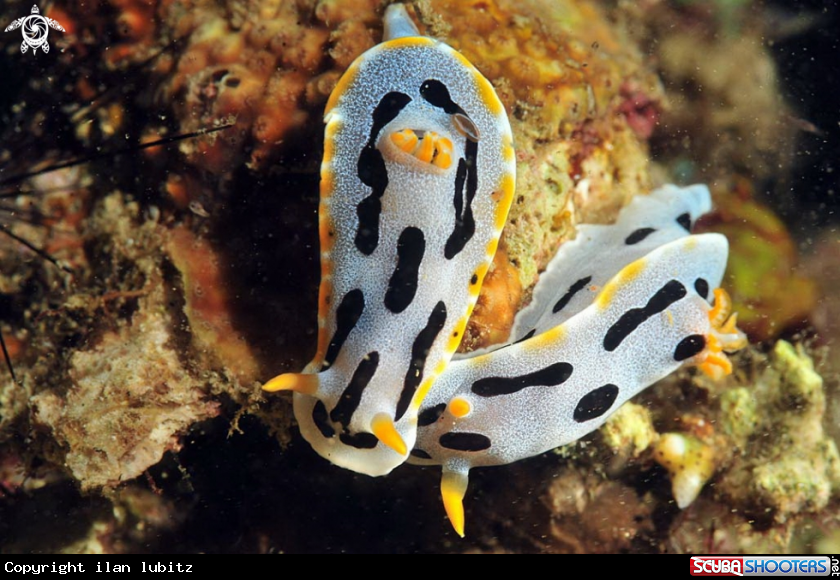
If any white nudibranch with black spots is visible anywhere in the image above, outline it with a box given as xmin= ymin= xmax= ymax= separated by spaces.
xmin=263 ymin=3 xmax=516 ymax=476
xmin=262 ymin=3 xmax=747 ymax=537
xmin=410 ymin=188 xmax=746 ymax=535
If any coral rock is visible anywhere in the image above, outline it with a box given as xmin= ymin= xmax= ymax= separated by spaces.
xmin=654 ymin=432 xmax=716 ymax=509
xmin=716 ymin=341 xmax=840 ymax=522
xmin=31 ymin=309 xmax=219 ymax=490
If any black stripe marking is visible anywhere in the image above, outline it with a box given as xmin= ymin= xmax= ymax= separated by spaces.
xmin=418 ymin=403 xmax=447 ymax=427
xmin=471 ymin=361 xmax=573 ymax=397
xmin=603 ymin=280 xmax=687 ymax=352
xmin=444 ymin=138 xmax=478 ymax=259
xmin=410 ymin=448 xmax=432 ymax=460
xmin=625 ymin=227 xmax=656 ymax=245
xmin=676 ymin=212 xmax=692 ymax=232
xmin=312 ymin=400 xmax=335 ymax=438
xmin=384 ymin=227 xmax=425 ymax=313
xmin=420 ymin=80 xmax=466 ymax=116
xmin=439 ymin=432 xmax=492 ymax=452
xmin=322 ymin=289 xmax=365 ymax=371
xmin=573 ymin=384 xmax=619 ymax=423
xmin=553 ymin=276 xmax=593 ymax=314
xmin=674 ymin=334 xmax=706 ymax=361
xmin=420 ymin=80 xmax=478 ymax=141
xmin=694 ymin=278 xmax=709 ymax=300
xmin=330 ymin=352 xmax=380 ymax=427
xmin=355 ymin=92 xmax=412 ymax=255
xmin=395 ymin=301 xmax=448 ymax=421
xmin=355 ymin=189 xmax=383 ymax=256
xmin=339 ymin=431 xmax=379 ymax=449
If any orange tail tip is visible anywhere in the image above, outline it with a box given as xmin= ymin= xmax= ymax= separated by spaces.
xmin=370 ymin=413 xmax=408 ymax=456
xmin=441 ymin=470 xmax=469 ymax=538
xmin=262 ymin=372 xmax=319 ymax=395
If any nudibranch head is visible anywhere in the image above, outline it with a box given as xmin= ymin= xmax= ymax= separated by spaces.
xmin=265 ymin=3 xmax=515 ymax=476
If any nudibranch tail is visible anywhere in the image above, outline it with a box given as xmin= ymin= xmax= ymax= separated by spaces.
xmin=441 ymin=469 xmax=469 ymax=538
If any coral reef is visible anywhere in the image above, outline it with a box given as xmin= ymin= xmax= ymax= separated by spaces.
xmin=634 ymin=0 xmax=798 ymax=185
xmin=540 ymin=467 xmax=655 ymax=553
xmin=599 ymin=402 xmax=657 ymax=458
xmin=99 ymin=0 xmax=663 ymax=349
xmin=161 ymin=0 xmax=376 ymax=174
xmin=167 ymin=225 xmax=261 ymax=384
xmin=31 ymin=306 xmax=219 ymax=490
xmin=0 ymin=0 xmax=835 ymax=555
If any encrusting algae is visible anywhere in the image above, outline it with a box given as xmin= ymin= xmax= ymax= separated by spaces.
xmin=28 ymin=195 xmax=221 ymax=491
xmin=716 ymin=341 xmax=840 ymax=523
xmin=0 ymin=0 xmax=835 ymax=554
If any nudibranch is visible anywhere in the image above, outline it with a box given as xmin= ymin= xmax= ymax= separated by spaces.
xmin=263 ymin=4 xmax=515 ymax=476
xmin=409 ymin=185 xmax=746 ymax=537
xmin=259 ymin=1 xmax=745 ymax=536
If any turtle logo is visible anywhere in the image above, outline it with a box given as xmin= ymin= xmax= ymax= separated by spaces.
xmin=4 ymin=5 xmax=64 ymax=54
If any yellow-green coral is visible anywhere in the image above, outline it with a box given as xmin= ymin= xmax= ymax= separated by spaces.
xmin=772 ymin=341 xmax=825 ymax=413
xmin=716 ymin=341 xmax=840 ymax=522
xmin=719 ymin=387 xmax=758 ymax=445
xmin=599 ymin=402 xmax=657 ymax=459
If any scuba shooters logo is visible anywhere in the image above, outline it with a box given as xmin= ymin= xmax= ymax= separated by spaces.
xmin=691 ymin=556 xmax=836 ymax=577
xmin=692 ymin=558 xmax=744 ymax=577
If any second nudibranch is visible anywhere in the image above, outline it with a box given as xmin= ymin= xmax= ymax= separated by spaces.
xmin=264 ymin=4 xmax=516 ymax=476
xmin=410 ymin=186 xmax=747 ymax=537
